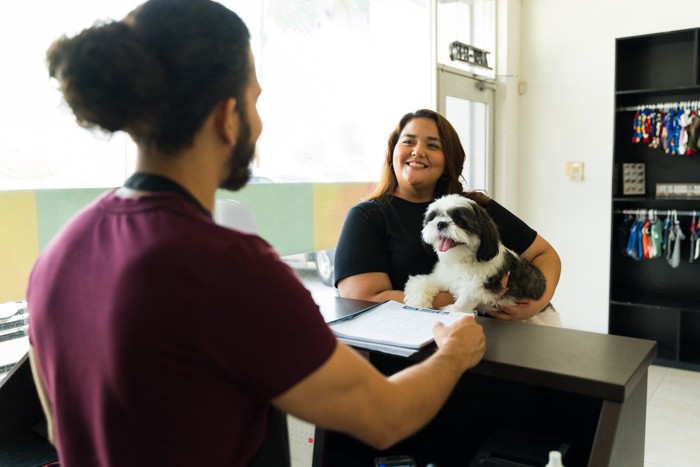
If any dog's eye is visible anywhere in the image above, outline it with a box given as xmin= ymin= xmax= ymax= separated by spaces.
xmin=447 ymin=206 xmax=470 ymax=218
xmin=449 ymin=207 xmax=474 ymax=228
xmin=424 ymin=210 xmax=437 ymax=224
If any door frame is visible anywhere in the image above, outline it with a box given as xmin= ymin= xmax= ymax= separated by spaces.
xmin=437 ymin=64 xmax=495 ymax=193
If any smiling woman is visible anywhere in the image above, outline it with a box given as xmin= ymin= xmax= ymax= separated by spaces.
xmin=334 ymin=108 xmax=562 ymax=322
xmin=391 ymin=117 xmax=447 ymax=203
xmin=0 ymin=0 xmax=432 ymax=190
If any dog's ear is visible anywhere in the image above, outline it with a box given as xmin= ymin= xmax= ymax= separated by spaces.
xmin=474 ymin=205 xmax=500 ymax=262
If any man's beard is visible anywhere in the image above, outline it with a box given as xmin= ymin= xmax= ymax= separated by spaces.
xmin=219 ymin=108 xmax=255 ymax=192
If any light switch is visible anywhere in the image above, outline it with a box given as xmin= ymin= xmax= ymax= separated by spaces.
xmin=566 ymin=162 xmax=584 ymax=182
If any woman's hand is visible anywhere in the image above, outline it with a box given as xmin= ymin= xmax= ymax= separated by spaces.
xmin=489 ymin=234 xmax=560 ymax=321
xmin=488 ymin=298 xmax=549 ymax=321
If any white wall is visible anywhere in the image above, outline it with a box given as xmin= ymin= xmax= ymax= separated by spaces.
xmin=511 ymin=0 xmax=699 ymax=332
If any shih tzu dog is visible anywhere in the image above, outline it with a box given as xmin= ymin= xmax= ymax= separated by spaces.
xmin=404 ymin=194 xmax=560 ymax=326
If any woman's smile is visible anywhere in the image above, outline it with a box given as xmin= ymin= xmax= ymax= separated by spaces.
xmin=392 ymin=117 xmax=446 ymax=201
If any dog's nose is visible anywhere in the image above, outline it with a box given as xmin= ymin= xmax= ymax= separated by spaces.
xmin=437 ymin=221 xmax=447 ymax=231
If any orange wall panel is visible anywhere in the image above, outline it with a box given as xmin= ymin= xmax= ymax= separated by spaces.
xmin=0 ymin=192 xmax=39 ymax=302
xmin=313 ymin=183 xmax=374 ymax=251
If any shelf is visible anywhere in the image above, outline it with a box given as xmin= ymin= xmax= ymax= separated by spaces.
xmin=612 ymin=197 xmax=648 ymax=202
xmin=612 ymin=198 xmax=700 ymax=207
xmin=610 ymin=299 xmax=700 ymax=313
xmin=653 ymin=358 xmax=700 ymax=372
xmin=615 ymin=29 xmax=698 ymax=92
xmin=611 ymin=27 xmax=700 ymax=372
xmin=680 ymin=313 xmax=700 ymax=365
xmin=616 ymin=85 xmax=700 ymax=96
xmin=617 ymin=28 xmax=697 ymax=47
xmin=609 ymin=259 xmax=700 ymax=308
xmin=615 ymin=86 xmax=700 ymax=110
xmin=613 ymin=197 xmax=700 ymax=203
xmin=609 ymin=303 xmax=678 ymax=361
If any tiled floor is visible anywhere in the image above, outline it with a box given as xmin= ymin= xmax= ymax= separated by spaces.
xmin=644 ymin=365 xmax=700 ymax=467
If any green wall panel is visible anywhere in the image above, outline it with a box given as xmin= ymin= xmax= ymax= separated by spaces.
xmin=217 ymin=184 xmax=314 ymax=256
xmin=35 ymin=188 xmax=107 ymax=250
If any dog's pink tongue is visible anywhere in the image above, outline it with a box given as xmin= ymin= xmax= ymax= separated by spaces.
xmin=438 ymin=237 xmax=456 ymax=252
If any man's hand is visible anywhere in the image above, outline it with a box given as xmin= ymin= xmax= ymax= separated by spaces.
xmin=432 ymin=314 xmax=485 ymax=371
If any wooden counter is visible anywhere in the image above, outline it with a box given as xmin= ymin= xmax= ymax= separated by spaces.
xmin=324 ymin=298 xmax=657 ymax=467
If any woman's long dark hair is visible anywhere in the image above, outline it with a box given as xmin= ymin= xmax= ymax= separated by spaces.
xmin=367 ymin=109 xmax=470 ymax=200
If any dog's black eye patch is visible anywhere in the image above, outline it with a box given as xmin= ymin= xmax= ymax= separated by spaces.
xmin=448 ymin=206 xmax=475 ymax=230
xmin=424 ymin=210 xmax=438 ymax=225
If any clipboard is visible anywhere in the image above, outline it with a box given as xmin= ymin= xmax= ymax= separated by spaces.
xmin=328 ymin=301 xmax=469 ymax=356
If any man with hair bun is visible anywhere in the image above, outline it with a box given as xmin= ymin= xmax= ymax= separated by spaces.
xmin=27 ymin=1 xmax=485 ymax=465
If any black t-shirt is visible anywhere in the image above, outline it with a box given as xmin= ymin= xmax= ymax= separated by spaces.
xmin=334 ymin=196 xmax=537 ymax=290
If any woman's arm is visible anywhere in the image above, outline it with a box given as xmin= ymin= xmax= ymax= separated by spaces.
xmin=337 ymin=272 xmax=455 ymax=308
xmin=489 ymin=234 xmax=561 ymax=321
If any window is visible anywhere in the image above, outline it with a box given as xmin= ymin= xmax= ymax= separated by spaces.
xmin=437 ymin=0 xmax=495 ymax=77
xmin=0 ymin=2 xmax=140 ymax=190
xmin=1 ymin=0 xmax=432 ymax=190
xmin=242 ymin=0 xmax=431 ymax=183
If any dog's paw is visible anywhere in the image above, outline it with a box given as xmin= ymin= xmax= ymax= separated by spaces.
xmin=525 ymin=304 xmax=562 ymax=327
xmin=404 ymin=275 xmax=439 ymax=309
xmin=442 ymin=302 xmax=477 ymax=314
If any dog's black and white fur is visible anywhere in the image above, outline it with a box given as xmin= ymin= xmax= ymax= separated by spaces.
xmin=404 ymin=194 xmax=560 ymax=326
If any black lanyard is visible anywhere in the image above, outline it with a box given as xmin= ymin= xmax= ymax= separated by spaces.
xmin=123 ymin=172 xmax=211 ymax=218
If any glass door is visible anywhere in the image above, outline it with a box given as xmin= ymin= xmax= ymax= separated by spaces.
xmin=437 ymin=65 xmax=494 ymax=193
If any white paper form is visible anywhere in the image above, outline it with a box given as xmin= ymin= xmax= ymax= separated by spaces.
xmin=329 ymin=301 xmax=469 ymax=350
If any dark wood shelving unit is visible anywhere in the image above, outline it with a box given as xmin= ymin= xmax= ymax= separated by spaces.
xmin=611 ymin=28 xmax=700 ymax=372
